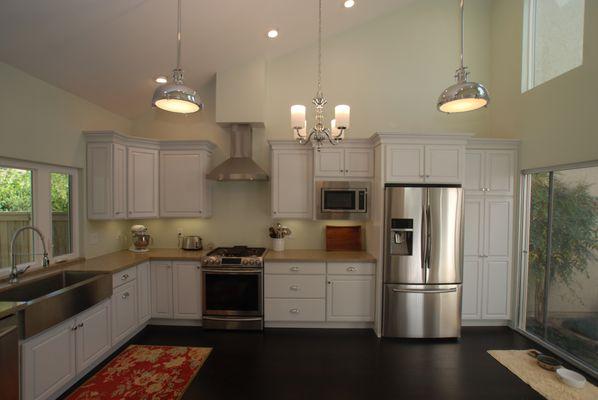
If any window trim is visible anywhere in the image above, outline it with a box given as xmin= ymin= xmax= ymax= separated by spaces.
xmin=0 ymin=157 xmax=80 ymax=276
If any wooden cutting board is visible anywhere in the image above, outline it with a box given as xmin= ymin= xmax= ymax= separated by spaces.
xmin=325 ymin=225 xmax=362 ymax=251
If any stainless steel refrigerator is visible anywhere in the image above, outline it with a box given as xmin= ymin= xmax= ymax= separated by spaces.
xmin=382 ymin=184 xmax=464 ymax=338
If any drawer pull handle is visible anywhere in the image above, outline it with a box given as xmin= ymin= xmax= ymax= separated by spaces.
xmin=290 ymin=266 xmax=300 ymax=272
xmin=121 ymin=274 xmax=129 ymax=280
xmin=71 ymin=325 xmax=78 ymax=331
xmin=122 ymin=292 xmax=130 ymax=299
xmin=347 ymin=267 xmax=357 ymax=272
xmin=289 ymin=308 xmax=300 ymax=314
xmin=77 ymin=323 xmax=84 ymax=328
xmin=391 ymin=288 xmax=457 ymax=294
xmin=289 ymin=285 xmax=300 ymax=291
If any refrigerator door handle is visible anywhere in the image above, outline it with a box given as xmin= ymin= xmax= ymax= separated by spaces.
xmin=391 ymin=288 xmax=457 ymax=294
xmin=420 ymin=201 xmax=427 ymax=271
xmin=425 ymin=203 xmax=431 ymax=269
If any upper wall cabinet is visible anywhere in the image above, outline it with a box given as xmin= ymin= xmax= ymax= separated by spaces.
xmin=385 ymin=144 xmax=464 ymax=184
xmin=314 ymin=146 xmax=373 ymax=178
xmin=127 ymin=146 xmax=159 ymax=219
xmin=85 ymin=132 xmax=216 ymax=221
xmin=465 ymin=149 xmax=516 ymax=196
xmin=159 ymin=147 xmax=213 ymax=218
xmin=87 ymin=142 xmax=127 ymax=220
xmin=270 ymin=142 xmax=313 ymax=219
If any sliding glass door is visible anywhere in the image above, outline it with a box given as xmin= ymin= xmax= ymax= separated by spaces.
xmin=520 ymin=163 xmax=598 ymax=375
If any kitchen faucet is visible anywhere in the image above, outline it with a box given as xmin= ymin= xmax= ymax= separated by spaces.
xmin=9 ymin=226 xmax=50 ymax=284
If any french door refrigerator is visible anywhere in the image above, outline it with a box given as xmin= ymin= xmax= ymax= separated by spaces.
xmin=382 ymin=184 xmax=464 ymax=338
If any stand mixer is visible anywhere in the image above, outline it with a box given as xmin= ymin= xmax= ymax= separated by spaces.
xmin=129 ymin=225 xmax=152 ymax=252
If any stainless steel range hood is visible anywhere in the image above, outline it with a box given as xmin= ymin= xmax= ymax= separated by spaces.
xmin=207 ymin=124 xmax=269 ymax=181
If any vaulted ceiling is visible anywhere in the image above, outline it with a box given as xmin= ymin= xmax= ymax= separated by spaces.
xmin=0 ymin=0 xmax=412 ymax=118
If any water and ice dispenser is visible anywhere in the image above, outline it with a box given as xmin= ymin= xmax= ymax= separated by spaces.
xmin=389 ymin=218 xmax=413 ymax=255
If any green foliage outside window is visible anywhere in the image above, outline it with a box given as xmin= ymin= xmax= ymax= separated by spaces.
xmin=0 ymin=167 xmax=32 ymax=212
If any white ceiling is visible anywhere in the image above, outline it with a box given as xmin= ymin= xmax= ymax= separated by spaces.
xmin=0 ymin=0 xmax=411 ymax=118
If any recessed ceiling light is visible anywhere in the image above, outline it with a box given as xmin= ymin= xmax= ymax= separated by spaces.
xmin=267 ymin=29 xmax=279 ymax=39
xmin=155 ymin=76 xmax=168 ymax=84
xmin=343 ymin=0 xmax=355 ymax=8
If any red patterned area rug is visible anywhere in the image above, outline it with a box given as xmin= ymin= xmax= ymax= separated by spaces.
xmin=66 ymin=345 xmax=212 ymax=400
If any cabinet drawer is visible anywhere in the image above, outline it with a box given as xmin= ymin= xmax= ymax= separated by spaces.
xmin=113 ymin=266 xmax=137 ymax=288
xmin=327 ymin=262 xmax=374 ymax=275
xmin=265 ymin=262 xmax=326 ymax=275
xmin=265 ymin=275 xmax=325 ymax=299
xmin=265 ymin=299 xmax=325 ymax=322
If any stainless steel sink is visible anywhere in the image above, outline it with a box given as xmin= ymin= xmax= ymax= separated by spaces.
xmin=0 ymin=271 xmax=112 ymax=339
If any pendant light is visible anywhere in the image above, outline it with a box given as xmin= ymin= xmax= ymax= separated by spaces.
xmin=437 ymin=0 xmax=489 ymax=113
xmin=290 ymin=0 xmax=350 ymax=149
xmin=152 ymin=0 xmax=202 ymax=114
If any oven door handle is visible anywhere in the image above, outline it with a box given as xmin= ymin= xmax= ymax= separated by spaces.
xmin=203 ymin=316 xmax=263 ymax=322
xmin=202 ymin=268 xmax=263 ymax=274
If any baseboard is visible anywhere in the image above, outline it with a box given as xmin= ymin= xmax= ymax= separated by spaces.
xmin=265 ymin=321 xmax=374 ymax=329
xmin=149 ymin=318 xmax=203 ymax=326
xmin=462 ymin=320 xmax=510 ymax=327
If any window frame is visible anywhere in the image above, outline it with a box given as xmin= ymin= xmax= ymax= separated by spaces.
xmin=0 ymin=157 xmax=80 ymax=276
xmin=516 ymin=158 xmax=598 ymax=379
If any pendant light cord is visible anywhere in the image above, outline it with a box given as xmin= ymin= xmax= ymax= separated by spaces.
xmin=317 ymin=0 xmax=322 ymax=95
xmin=459 ymin=0 xmax=464 ymax=69
xmin=177 ymin=0 xmax=182 ymax=70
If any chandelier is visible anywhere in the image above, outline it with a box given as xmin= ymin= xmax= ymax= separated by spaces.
xmin=290 ymin=0 xmax=350 ymax=149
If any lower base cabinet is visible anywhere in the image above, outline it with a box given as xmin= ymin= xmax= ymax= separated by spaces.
xmin=462 ymin=257 xmax=511 ymax=321
xmin=151 ymin=261 xmax=202 ymax=319
xmin=327 ymin=275 xmax=375 ymax=322
xmin=112 ymin=280 xmax=138 ymax=345
xmin=21 ymin=300 xmax=111 ymax=400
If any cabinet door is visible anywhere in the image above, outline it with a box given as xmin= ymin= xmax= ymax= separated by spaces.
xmin=462 ymin=258 xmax=482 ymax=320
xmin=151 ymin=262 xmax=173 ymax=318
xmin=76 ymin=300 xmax=111 ymax=372
xmin=87 ymin=143 xmax=113 ymax=219
xmin=482 ymin=259 xmax=510 ymax=319
xmin=137 ymin=262 xmax=151 ymax=324
xmin=345 ymin=148 xmax=374 ymax=177
xmin=271 ymin=149 xmax=313 ymax=219
xmin=160 ymin=151 xmax=205 ymax=218
xmin=326 ymin=275 xmax=374 ymax=322
xmin=464 ymin=150 xmax=485 ymax=194
xmin=314 ymin=148 xmax=345 ymax=177
xmin=464 ymin=197 xmax=484 ymax=257
xmin=22 ymin=319 xmax=76 ymax=400
xmin=484 ymin=198 xmax=512 ymax=258
xmin=425 ymin=145 xmax=464 ymax=184
xmin=173 ymin=262 xmax=202 ymax=319
xmin=485 ymin=150 xmax=515 ymax=196
xmin=111 ymin=281 xmax=138 ymax=345
xmin=113 ymin=143 xmax=127 ymax=219
xmin=386 ymin=145 xmax=425 ymax=183
xmin=127 ymin=147 xmax=159 ymax=219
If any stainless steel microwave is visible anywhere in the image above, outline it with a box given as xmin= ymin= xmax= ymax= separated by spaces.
xmin=316 ymin=181 xmax=370 ymax=220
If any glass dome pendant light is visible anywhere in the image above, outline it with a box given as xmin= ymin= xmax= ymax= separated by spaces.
xmin=437 ymin=0 xmax=489 ymax=113
xmin=151 ymin=0 xmax=202 ymax=114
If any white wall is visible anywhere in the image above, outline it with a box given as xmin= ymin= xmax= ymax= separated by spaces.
xmin=0 ymin=62 xmax=132 ymax=258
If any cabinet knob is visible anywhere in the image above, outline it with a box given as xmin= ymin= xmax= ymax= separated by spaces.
xmin=426 ymin=175 xmax=430 ymax=178
xmin=77 ymin=323 xmax=84 ymax=328
xmin=290 ymin=266 xmax=300 ymax=272
xmin=289 ymin=285 xmax=300 ymax=291
xmin=347 ymin=266 xmax=357 ymax=272
xmin=71 ymin=325 xmax=78 ymax=331
xmin=345 ymin=169 xmax=349 ymax=173
xmin=122 ymin=292 xmax=130 ymax=299
xmin=121 ymin=274 xmax=129 ymax=280
xmin=289 ymin=308 xmax=300 ymax=314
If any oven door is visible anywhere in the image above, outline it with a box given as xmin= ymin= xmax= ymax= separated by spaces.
xmin=202 ymin=268 xmax=263 ymax=317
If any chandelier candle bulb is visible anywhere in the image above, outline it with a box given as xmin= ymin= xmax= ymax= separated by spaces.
xmin=334 ymin=105 xmax=350 ymax=128
xmin=291 ymin=105 xmax=306 ymax=128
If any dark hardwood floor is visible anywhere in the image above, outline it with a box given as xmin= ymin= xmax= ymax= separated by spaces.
xmin=61 ymin=326 xmax=547 ymax=399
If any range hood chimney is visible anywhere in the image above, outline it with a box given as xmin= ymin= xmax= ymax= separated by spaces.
xmin=207 ymin=124 xmax=269 ymax=181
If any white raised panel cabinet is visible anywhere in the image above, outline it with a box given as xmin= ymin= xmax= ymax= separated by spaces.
xmin=160 ymin=150 xmax=211 ymax=218
xmin=462 ymin=258 xmax=482 ymax=320
xmin=86 ymin=142 xmax=127 ymax=219
xmin=271 ymin=148 xmax=313 ymax=219
xmin=315 ymin=148 xmax=345 ymax=177
xmin=465 ymin=150 xmax=484 ymax=193
xmin=386 ymin=145 xmax=425 ymax=183
xmin=465 ymin=149 xmax=515 ymax=195
xmin=425 ymin=145 xmax=463 ymax=184
xmin=344 ymin=148 xmax=373 ymax=177
xmin=482 ymin=259 xmax=510 ymax=319
xmin=127 ymin=146 xmax=159 ymax=219
xmin=464 ymin=197 xmax=484 ymax=257
xmin=22 ymin=319 xmax=76 ymax=400
xmin=151 ymin=261 xmax=173 ymax=318
xmin=484 ymin=198 xmax=512 ymax=258
xmin=137 ymin=262 xmax=151 ymax=324
xmin=173 ymin=262 xmax=202 ymax=319
xmin=111 ymin=281 xmax=138 ymax=345
xmin=326 ymin=275 xmax=374 ymax=322
xmin=75 ymin=300 xmax=111 ymax=372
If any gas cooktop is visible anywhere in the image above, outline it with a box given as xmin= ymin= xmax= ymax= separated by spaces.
xmin=202 ymin=246 xmax=267 ymax=267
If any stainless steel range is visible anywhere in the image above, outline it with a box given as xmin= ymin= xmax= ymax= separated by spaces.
xmin=201 ymin=246 xmax=267 ymax=330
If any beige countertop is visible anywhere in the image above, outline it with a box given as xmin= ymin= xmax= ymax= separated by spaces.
xmin=264 ymin=249 xmax=376 ymax=262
